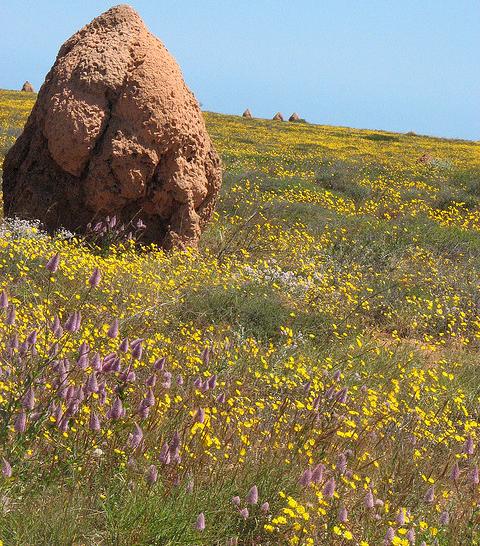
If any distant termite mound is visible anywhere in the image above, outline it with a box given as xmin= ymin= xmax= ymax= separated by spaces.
xmin=272 ymin=112 xmax=284 ymax=121
xmin=3 ymin=4 xmax=222 ymax=249
xmin=21 ymin=81 xmax=35 ymax=92
xmin=242 ymin=109 xmax=253 ymax=118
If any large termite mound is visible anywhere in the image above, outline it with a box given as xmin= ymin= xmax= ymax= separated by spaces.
xmin=3 ymin=4 xmax=222 ymax=249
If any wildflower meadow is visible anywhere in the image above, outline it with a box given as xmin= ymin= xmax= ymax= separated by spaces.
xmin=0 ymin=89 xmax=480 ymax=544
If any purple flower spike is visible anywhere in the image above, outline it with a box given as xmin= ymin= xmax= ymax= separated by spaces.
xmin=323 ymin=477 xmax=335 ymax=498
xmin=64 ymin=313 xmax=76 ymax=333
xmin=424 ymin=485 xmax=435 ymax=503
xmin=144 ymin=388 xmax=155 ymax=408
xmin=439 ymin=510 xmax=450 ymax=526
xmin=337 ymin=453 xmax=347 ymax=474
xmin=6 ymin=305 xmax=16 ymax=325
xmin=365 ymin=489 xmax=375 ymax=509
xmin=146 ymin=464 xmax=158 ymax=484
xmin=406 ymin=528 xmax=415 ymax=543
xmin=216 ymin=392 xmax=226 ymax=404
xmin=146 ymin=374 xmax=157 ymax=387
xmin=119 ymin=338 xmax=129 ymax=353
xmin=312 ymin=463 xmax=324 ymax=483
xmin=0 ymin=290 xmax=8 ymax=309
xmin=261 ymin=501 xmax=270 ymax=513
xmin=14 ymin=410 xmax=26 ymax=433
xmin=46 ymin=253 xmax=61 ymax=273
xmin=195 ymin=512 xmax=205 ymax=531
xmin=26 ymin=330 xmax=37 ymax=346
xmin=451 ymin=462 xmax=460 ymax=482
xmin=108 ymin=319 xmax=119 ymax=339
xmin=239 ymin=508 xmax=249 ymax=520
xmin=22 ymin=387 xmax=35 ymax=410
xmin=153 ymin=357 xmax=166 ymax=371
xmin=108 ymin=397 xmax=124 ymax=420
xmin=246 ymin=485 xmax=258 ymax=505
xmin=159 ymin=443 xmax=171 ymax=465
xmin=232 ymin=496 xmax=241 ymax=507
xmin=195 ymin=408 xmax=205 ymax=423
xmin=129 ymin=423 xmax=143 ymax=449
xmin=2 ymin=458 xmax=12 ymax=478
xmin=89 ymin=410 xmax=101 ymax=431
xmin=89 ymin=267 xmax=102 ymax=288
xmin=385 ymin=527 xmax=395 ymax=543
xmin=471 ymin=465 xmax=479 ymax=485
xmin=86 ymin=373 xmax=99 ymax=394
xmin=338 ymin=506 xmax=348 ymax=523
xmin=131 ymin=342 xmax=143 ymax=361
xmin=396 ymin=508 xmax=405 ymax=525
xmin=299 ymin=468 xmax=312 ymax=487
xmin=464 ymin=435 xmax=474 ymax=456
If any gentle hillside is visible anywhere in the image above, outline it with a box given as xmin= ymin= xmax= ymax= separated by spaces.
xmin=0 ymin=89 xmax=480 ymax=544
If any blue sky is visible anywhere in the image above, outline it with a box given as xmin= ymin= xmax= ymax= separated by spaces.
xmin=0 ymin=1 xmax=478 ymax=140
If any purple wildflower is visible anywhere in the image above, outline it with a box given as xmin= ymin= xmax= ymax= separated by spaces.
xmin=131 ymin=342 xmax=143 ymax=360
xmin=464 ymin=435 xmax=474 ymax=456
xmin=439 ymin=510 xmax=450 ymax=526
xmin=22 ymin=386 xmax=35 ymax=410
xmin=195 ymin=512 xmax=205 ymax=531
xmin=89 ymin=267 xmax=102 ymax=288
xmin=119 ymin=338 xmax=129 ymax=352
xmin=323 ymin=477 xmax=336 ymax=498
xmin=406 ymin=528 xmax=415 ymax=543
xmin=385 ymin=527 xmax=395 ymax=543
xmin=261 ymin=502 xmax=270 ymax=513
xmin=108 ymin=397 xmax=124 ymax=420
xmin=144 ymin=388 xmax=155 ymax=408
xmin=451 ymin=462 xmax=460 ymax=482
xmin=26 ymin=330 xmax=37 ymax=346
xmin=396 ymin=509 xmax=405 ymax=525
xmin=146 ymin=374 xmax=157 ymax=387
xmin=337 ymin=453 xmax=347 ymax=474
xmin=0 ymin=290 xmax=8 ymax=309
xmin=471 ymin=465 xmax=479 ymax=485
xmin=2 ymin=458 xmax=12 ymax=478
xmin=312 ymin=463 xmax=324 ymax=483
xmin=6 ymin=305 xmax=16 ymax=325
xmin=246 ymin=485 xmax=258 ymax=505
xmin=129 ymin=423 xmax=143 ymax=449
xmin=232 ymin=496 xmax=241 ymax=507
xmin=14 ymin=410 xmax=26 ymax=433
xmin=146 ymin=464 xmax=158 ymax=484
xmin=424 ymin=486 xmax=435 ymax=503
xmin=338 ymin=506 xmax=348 ymax=523
xmin=239 ymin=508 xmax=249 ymax=520
xmin=89 ymin=410 xmax=101 ymax=431
xmin=159 ymin=443 xmax=171 ymax=464
xmin=299 ymin=468 xmax=312 ymax=487
xmin=195 ymin=408 xmax=205 ymax=423
xmin=85 ymin=373 xmax=99 ymax=394
xmin=365 ymin=489 xmax=375 ymax=509
xmin=107 ymin=318 xmax=119 ymax=339
xmin=46 ymin=253 xmax=60 ymax=273
xmin=153 ymin=357 xmax=166 ymax=371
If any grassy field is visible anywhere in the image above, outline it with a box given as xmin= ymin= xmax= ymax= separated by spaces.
xmin=0 ymin=89 xmax=480 ymax=545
